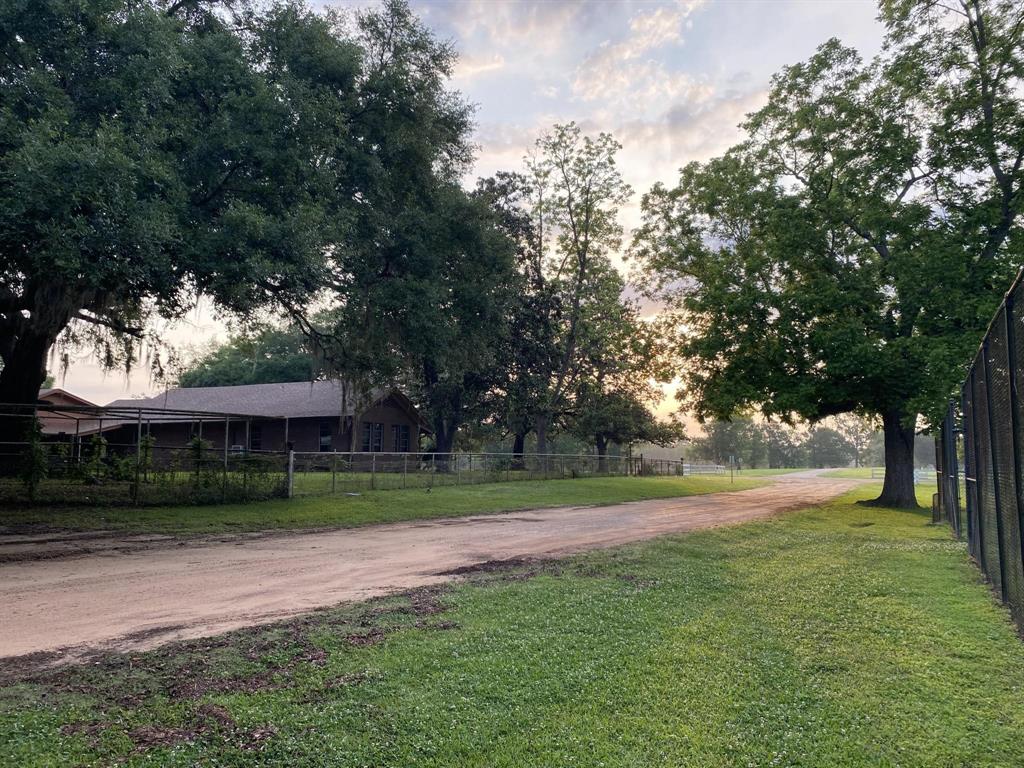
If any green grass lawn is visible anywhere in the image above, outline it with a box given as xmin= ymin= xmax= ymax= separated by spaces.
xmin=0 ymin=475 xmax=765 ymax=535
xmin=2 ymin=485 xmax=1022 ymax=767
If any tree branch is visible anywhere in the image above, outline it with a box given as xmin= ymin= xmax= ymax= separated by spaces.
xmin=73 ymin=311 xmax=145 ymax=338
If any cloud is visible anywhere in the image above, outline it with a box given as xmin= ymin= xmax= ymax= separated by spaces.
xmin=426 ymin=0 xmax=594 ymax=54
xmin=572 ymin=0 xmax=706 ymax=111
xmin=577 ymin=64 xmax=715 ymax=116
xmin=453 ymin=52 xmax=505 ymax=80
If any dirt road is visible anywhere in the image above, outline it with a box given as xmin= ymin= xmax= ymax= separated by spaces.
xmin=0 ymin=472 xmax=856 ymax=661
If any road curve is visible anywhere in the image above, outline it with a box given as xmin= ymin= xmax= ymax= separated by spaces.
xmin=0 ymin=471 xmax=857 ymax=661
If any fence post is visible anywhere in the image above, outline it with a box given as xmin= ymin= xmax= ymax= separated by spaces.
xmin=970 ymin=367 xmax=989 ymax=572
xmin=963 ymin=385 xmax=976 ymax=554
xmin=1002 ymin=293 xmax=1024 ymax=576
xmin=331 ymin=452 xmax=337 ymax=494
xmin=947 ymin=403 xmax=962 ymax=538
xmin=982 ymin=337 xmax=1010 ymax=601
xmin=371 ymin=452 xmax=376 ymax=490
xmin=403 ymin=453 xmax=408 ymax=489
xmin=133 ymin=409 xmax=142 ymax=503
xmin=287 ymin=450 xmax=295 ymax=498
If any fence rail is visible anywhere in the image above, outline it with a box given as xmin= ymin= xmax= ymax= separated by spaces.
xmin=938 ymin=268 xmax=1024 ymax=627
xmin=286 ymin=451 xmax=723 ymax=497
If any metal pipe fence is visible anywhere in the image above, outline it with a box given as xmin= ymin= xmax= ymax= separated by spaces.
xmin=937 ymin=268 xmax=1024 ymax=626
xmin=286 ymin=452 xmax=724 ymax=497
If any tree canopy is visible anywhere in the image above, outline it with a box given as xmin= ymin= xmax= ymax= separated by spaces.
xmin=0 ymin=0 xmax=366 ymax=425
xmin=631 ymin=0 xmax=1024 ymax=507
xmin=178 ymin=324 xmax=320 ymax=388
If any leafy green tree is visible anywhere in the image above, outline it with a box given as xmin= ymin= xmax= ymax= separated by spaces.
xmin=690 ymin=418 xmax=764 ymax=467
xmin=567 ymin=261 xmax=678 ymax=461
xmin=311 ymin=1 xmax=514 ymax=455
xmin=804 ymin=427 xmax=855 ymax=468
xmin=523 ymin=123 xmax=633 ymax=455
xmin=473 ymin=129 xmax=636 ymax=459
xmin=570 ymin=390 xmax=683 ymax=471
xmin=763 ymin=423 xmax=805 ymax=469
xmin=0 ymin=0 xmax=362 ymax=435
xmin=831 ymin=414 xmax=879 ymax=468
xmin=178 ymin=324 xmax=321 ymax=388
xmin=632 ymin=0 xmax=1024 ymax=507
xmin=472 ymin=172 xmax=557 ymax=459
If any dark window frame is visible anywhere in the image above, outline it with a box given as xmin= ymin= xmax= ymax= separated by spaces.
xmin=250 ymin=424 xmax=262 ymax=451
xmin=392 ymin=424 xmax=411 ymax=453
xmin=319 ymin=420 xmax=332 ymax=452
xmin=362 ymin=421 xmax=384 ymax=452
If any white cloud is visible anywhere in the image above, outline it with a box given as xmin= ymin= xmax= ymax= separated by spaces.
xmin=572 ymin=0 xmax=707 ymax=113
xmin=433 ymin=0 xmax=590 ymax=54
xmin=453 ymin=52 xmax=505 ymax=80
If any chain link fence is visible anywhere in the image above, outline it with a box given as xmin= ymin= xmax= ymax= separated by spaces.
xmin=286 ymin=452 xmax=723 ymax=497
xmin=938 ymin=270 xmax=1024 ymax=626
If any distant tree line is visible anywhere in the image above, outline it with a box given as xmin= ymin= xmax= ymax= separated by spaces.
xmin=687 ymin=416 xmax=936 ymax=470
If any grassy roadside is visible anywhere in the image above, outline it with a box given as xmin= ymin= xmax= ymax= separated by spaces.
xmin=3 ymin=485 xmax=1022 ymax=767
xmin=0 ymin=475 xmax=766 ymax=535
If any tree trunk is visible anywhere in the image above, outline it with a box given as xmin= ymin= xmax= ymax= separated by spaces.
xmin=0 ymin=329 xmax=54 ymax=443
xmin=512 ymin=430 xmax=526 ymax=470
xmin=595 ymin=434 xmax=608 ymax=474
xmin=535 ymin=414 xmax=550 ymax=456
xmin=867 ymin=410 xmax=918 ymax=508
xmin=432 ymin=415 xmax=456 ymax=472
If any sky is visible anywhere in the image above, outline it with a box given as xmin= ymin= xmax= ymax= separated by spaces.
xmin=57 ymin=0 xmax=886 ymax=406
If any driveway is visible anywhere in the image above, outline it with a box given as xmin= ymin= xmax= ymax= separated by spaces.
xmin=0 ymin=471 xmax=857 ymax=661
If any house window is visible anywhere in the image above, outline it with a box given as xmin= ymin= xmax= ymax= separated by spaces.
xmin=319 ymin=420 xmax=332 ymax=452
xmin=392 ymin=424 xmax=410 ymax=453
xmin=250 ymin=424 xmax=262 ymax=451
xmin=361 ymin=422 xmax=384 ymax=452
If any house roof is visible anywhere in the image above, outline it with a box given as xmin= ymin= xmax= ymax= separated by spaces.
xmin=104 ymin=381 xmax=432 ymax=431
xmin=38 ymin=388 xmax=98 ymax=407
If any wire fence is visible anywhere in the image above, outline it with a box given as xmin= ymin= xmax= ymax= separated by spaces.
xmin=937 ymin=269 xmax=1024 ymax=627
xmin=0 ymin=433 xmax=724 ymax=507
xmin=0 ymin=440 xmax=289 ymax=506
xmin=286 ymin=452 xmax=724 ymax=497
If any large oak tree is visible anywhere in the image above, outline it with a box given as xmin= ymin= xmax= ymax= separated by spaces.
xmin=0 ymin=0 xmax=362 ymax=434
xmin=632 ymin=0 xmax=1024 ymax=507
